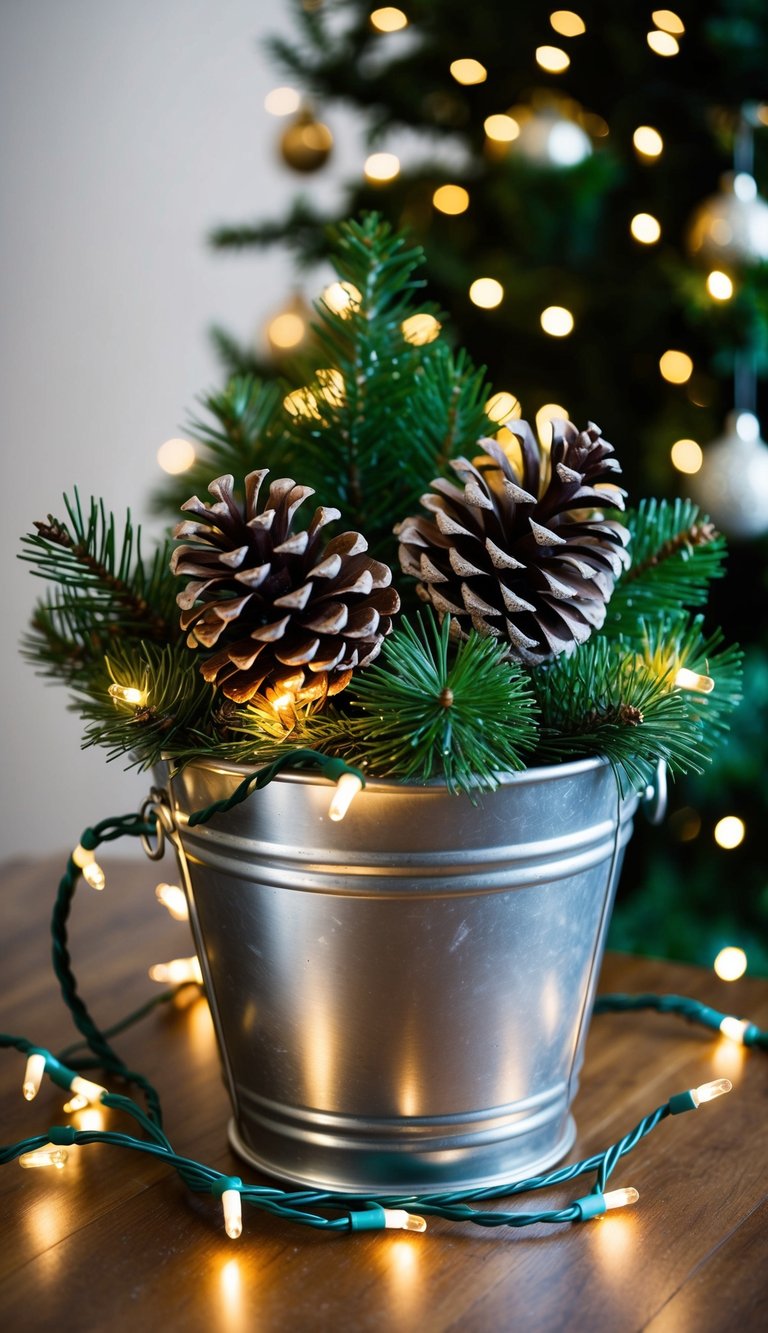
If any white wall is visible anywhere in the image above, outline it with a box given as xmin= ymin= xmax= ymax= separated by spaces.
xmin=0 ymin=0 xmax=357 ymax=857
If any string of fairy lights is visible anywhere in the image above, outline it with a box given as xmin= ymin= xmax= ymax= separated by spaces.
xmin=2 ymin=785 xmax=764 ymax=1242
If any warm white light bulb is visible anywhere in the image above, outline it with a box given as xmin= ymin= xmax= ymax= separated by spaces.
xmin=631 ymin=212 xmax=661 ymax=244
xmin=148 ymin=956 xmax=204 ymax=985
xmin=364 ymin=152 xmax=400 ymax=183
xmin=670 ymin=438 xmax=703 ymax=475
xmin=401 ymin=313 xmax=441 ymax=345
xmin=322 ymin=282 xmax=361 ymax=316
xmin=69 ymin=1075 xmax=107 ymax=1106
xmin=647 ymin=30 xmax=679 ymax=56
xmin=155 ymin=883 xmax=189 ymax=922
xmin=691 ymin=1078 xmax=732 ymax=1107
xmin=329 ymin=772 xmax=363 ymax=822
xmin=633 ymin=126 xmax=664 ymax=158
xmin=72 ymin=843 xmax=95 ymax=869
xmin=62 ymin=1093 xmax=90 ymax=1114
xmin=382 ymin=1209 xmax=428 ymax=1232
xmin=720 ymin=1016 xmax=751 ymax=1044
xmin=82 ymin=861 xmax=106 ymax=891
xmin=714 ymin=946 xmax=748 ymax=981
xmin=714 ymin=816 xmax=745 ymax=850
xmin=222 ymin=1189 xmax=243 ymax=1240
xmin=433 ymin=184 xmax=470 ymax=214
xmin=264 ymin=86 xmax=301 ymax=116
xmin=449 ymin=58 xmax=487 ymax=85
xmin=23 ymin=1052 xmax=46 ymax=1101
xmin=484 ymin=114 xmax=520 ymax=143
xmin=370 ymin=6 xmax=408 ymax=32
xmin=540 ymin=306 xmax=574 ymax=337
xmin=535 ymin=45 xmax=570 ymax=73
xmin=19 ymin=1144 xmax=69 ymax=1170
xmin=707 ymin=270 xmax=733 ymax=301
xmin=469 ymin=278 xmax=504 ymax=309
xmin=108 ymin=683 xmax=147 ymax=706
xmin=157 ymin=437 xmax=196 ymax=476
xmin=674 ymin=667 xmax=714 ymax=694
xmin=603 ymin=1187 xmax=639 ymax=1210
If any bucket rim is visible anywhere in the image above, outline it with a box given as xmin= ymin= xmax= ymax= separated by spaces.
xmin=163 ymin=752 xmax=619 ymax=794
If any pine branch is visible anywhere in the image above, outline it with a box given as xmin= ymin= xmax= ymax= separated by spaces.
xmin=604 ymin=498 xmax=727 ymax=641
xmin=338 ymin=612 xmax=538 ymax=796
xmin=78 ymin=642 xmax=216 ymax=769
xmin=209 ymin=199 xmax=333 ymax=265
xmin=638 ymin=612 xmax=743 ymax=760
xmin=532 ymin=636 xmax=708 ymax=792
xmin=19 ymin=496 xmax=178 ymax=688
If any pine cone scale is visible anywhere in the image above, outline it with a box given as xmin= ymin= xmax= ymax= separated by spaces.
xmin=172 ymin=470 xmax=399 ymax=702
xmin=397 ymin=419 xmax=628 ymax=665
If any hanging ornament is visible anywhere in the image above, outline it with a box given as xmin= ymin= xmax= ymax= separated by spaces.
xmin=687 ymin=172 xmax=768 ymax=267
xmin=687 ymin=412 xmax=768 ymax=539
xmin=263 ymin=291 xmax=314 ymax=362
xmin=279 ymin=107 xmax=333 ymax=173
xmin=493 ymin=95 xmax=594 ymax=168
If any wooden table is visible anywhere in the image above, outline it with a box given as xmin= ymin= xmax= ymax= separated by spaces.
xmin=1 ymin=855 xmax=767 ymax=1332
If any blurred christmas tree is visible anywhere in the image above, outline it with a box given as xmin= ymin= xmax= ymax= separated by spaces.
xmin=197 ymin=1 xmax=768 ymax=971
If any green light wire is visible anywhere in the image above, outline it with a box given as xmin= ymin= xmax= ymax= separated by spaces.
xmin=2 ymin=759 xmax=765 ymax=1238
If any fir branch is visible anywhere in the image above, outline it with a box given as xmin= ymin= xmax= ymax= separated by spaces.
xmin=339 ymin=613 xmax=538 ymax=796
xmin=79 ymin=642 xmax=215 ymax=769
xmin=532 ymin=636 xmax=707 ymax=792
xmin=20 ymin=494 xmax=175 ymax=642
xmin=638 ymin=613 xmax=743 ymax=760
xmin=604 ymin=498 xmax=727 ymax=641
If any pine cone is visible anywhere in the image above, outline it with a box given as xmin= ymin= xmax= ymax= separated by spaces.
xmin=396 ymin=420 xmax=629 ymax=664
xmin=171 ymin=472 xmax=399 ymax=703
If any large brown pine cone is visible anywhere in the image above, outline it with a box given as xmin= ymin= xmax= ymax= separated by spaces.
xmin=171 ymin=472 xmax=399 ymax=703
xmin=396 ymin=420 xmax=629 ymax=664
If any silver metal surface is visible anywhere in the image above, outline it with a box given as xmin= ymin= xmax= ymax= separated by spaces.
xmin=161 ymin=757 xmax=638 ymax=1193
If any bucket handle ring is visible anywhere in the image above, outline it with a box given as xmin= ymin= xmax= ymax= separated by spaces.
xmin=642 ymin=760 xmax=668 ymax=826
xmin=138 ymin=788 xmax=176 ymax=861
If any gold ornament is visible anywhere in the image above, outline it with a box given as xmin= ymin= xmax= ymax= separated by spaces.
xmin=279 ymin=108 xmax=333 ymax=173
xmin=687 ymin=173 xmax=768 ymax=267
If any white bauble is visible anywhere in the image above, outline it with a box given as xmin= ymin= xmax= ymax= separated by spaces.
xmin=687 ymin=412 xmax=768 ymax=539
xmin=687 ymin=173 xmax=768 ymax=267
xmin=513 ymin=107 xmax=592 ymax=168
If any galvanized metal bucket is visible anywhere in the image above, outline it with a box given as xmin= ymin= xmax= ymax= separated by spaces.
xmin=159 ymin=756 xmax=638 ymax=1194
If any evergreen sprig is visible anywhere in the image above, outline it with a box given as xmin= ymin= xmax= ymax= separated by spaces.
xmin=78 ymin=642 xmax=215 ymax=770
xmin=19 ymin=494 xmax=178 ymax=689
xmin=604 ymin=498 xmax=727 ymax=642
xmin=337 ymin=613 xmax=538 ymax=796
xmin=638 ymin=613 xmax=743 ymax=762
xmin=532 ymin=636 xmax=706 ymax=792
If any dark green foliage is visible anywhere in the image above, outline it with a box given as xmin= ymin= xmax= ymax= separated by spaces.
xmin=339 ymin=613 xmax=538 ymax=795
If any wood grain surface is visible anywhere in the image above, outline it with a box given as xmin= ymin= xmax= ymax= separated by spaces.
xmin=1 ymin=855 xmax=767 ymax=1333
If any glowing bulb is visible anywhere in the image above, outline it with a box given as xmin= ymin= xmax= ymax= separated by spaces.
xmin=19 ymin=1145 xmax=69 ymax=1170
xmin=82 ymin=861 xmax=106 ymax=891
xmin=449 ymin=58 xmax=487 ymax=85
xmin=549 ymin=11 xmax=586 ymax=37
xmin=266 ymin=311 xmax=306 ymax=350
xmin=364 ymin=152 xmax=400 ymax=183
xmin=264 ymin=86 xmax=301 ymax=116
xmin=707 ymin=270 xmax=733 ymax=300
xmin=735 ymin=411 xmax=759 ymax=441
xmin=484 ymin=114 xmax=520 ymax=142
xmin=63 ymin=1075 xmax=107 ymax=1113
xmin=322 ymin=282 xmax=361 ymax=315
xmin=719 ymin=1016 xmax=751 ymax=1044
xmin=670 ymin=438 xmax=702 ymax=475
xmin=674 ymin=666 xmax=714 ymax=693
xmin=469 ymin=278 xmax=504 ymax=309
xmin=155 ymin=883 xmax=189 ymax=922
xmin=432 ymin=184 xmax=470 ymax=214
xmin=329 ymin=772 xmax=363 ymax=822
xmin=486 ymin=391 xmax=522 ymax=424
xmin=402 ymin=313 xmax=441 ymax=345
xmin=733 ymin=172 xmax=757 ymax=202
xmin=72 ymin=843 xmax=94 ymax=869
xmin=283 ymin=388 xmax=320 ymax=418
xmin=647 ymin=30 xmax=679 ymax=56
xmin=316 ymin=368 xmax=345 ymax=404
xmin=652 ymin=9 xmax=684 ymax=34
xmin=540 ymin=306 xmax=574 ymax=337
xmin=222 ymin=1188 xmax=243 ymax=1240
xmin=714 ymin=816 xmax=745 ymax=850
xmin=62 ymin=1093 xmax=89 ymax=1113
xmin=536 ymin=403 xmax=568 ymax=441
xmin=631 ymin=212 xmax=661 ymax=244
xmin=633 ymin=126 xmax=663 ymax=158
xmin=691 ymin=1078 xmax=732 ymax=1107
xmin=23 ymin=1052 xmax=46 ymax=1101
xmin=157 ymin=438 xmax=196 ymax=475
xmin=370 ymin=7 xmax=408 ymax=31
xmin=714 ymin=946 xmax=748 ymax=981
xmin=149 ymin=956 xmax=204 ymax=985
xmin=603 ymin=1187 xmax=639 ymax=1210
xmin=536 ymin=45 xmax=570 ymax=72
xmin=382 ymin=1209 xmax=428 ymax=1232
xmin=659 ymin=350 xmax=693 ymax=384
xmin=108 ymin=683 xmax=147 ymax=705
